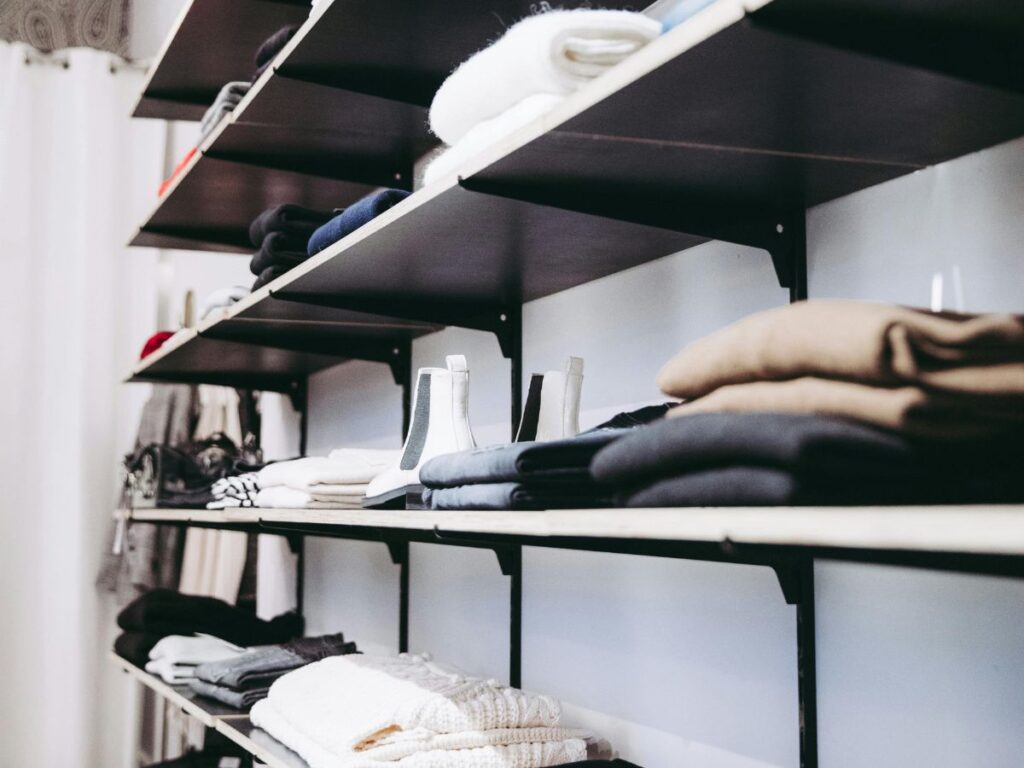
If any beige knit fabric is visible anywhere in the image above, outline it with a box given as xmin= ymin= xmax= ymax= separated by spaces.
xmin=667 ymin=377 xmax=1024 ymax=438
xmin=657 ymin=300 xmax=1024 ymax=399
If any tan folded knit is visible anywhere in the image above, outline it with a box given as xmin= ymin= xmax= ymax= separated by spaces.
xmin=657 ymin=300 xmax=1024 ymax=399
xmin=667 ymin=377 xmax=1024 ymax=438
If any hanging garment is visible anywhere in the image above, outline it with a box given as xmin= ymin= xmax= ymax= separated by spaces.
xmin=180 ymin=387 xmax=249 ymax=603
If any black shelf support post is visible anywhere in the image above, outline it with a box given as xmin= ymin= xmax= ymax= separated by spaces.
xmin=499 ymin=306 xmax=524 ymax=441
xmin=795 ymin=557 xmax=817 ymax=768
xmin=385 ymin=340 xmax=413 ymax=437
xmin=386 ymin=541 xmax=411 ymax=653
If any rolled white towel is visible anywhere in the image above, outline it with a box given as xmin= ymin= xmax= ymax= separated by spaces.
xmin=429 ymin=10 xmax=662 ymax=146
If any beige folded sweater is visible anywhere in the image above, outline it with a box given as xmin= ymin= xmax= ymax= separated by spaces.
xmin=668 ymin=377 xmax=1024 ymax=438
xmin=657 ymin=300 xmax=1024 ymax=399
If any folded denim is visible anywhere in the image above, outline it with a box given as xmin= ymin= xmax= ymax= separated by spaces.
xmin=188 ymin=677 xmax=268 ymax=708
xmin=424 ymin=482 xmax=611 ymax=510
xmin=420 ymin=429 xmax=627 ymax=489
xmin=195 ymin=633 xmax=356 ymax=690
xmin=307 ymin=189 xmax=410 ymax=256
xmin=249 ymin=204 xmax=333 ymax=247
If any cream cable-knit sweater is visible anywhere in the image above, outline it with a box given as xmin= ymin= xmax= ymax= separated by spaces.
xmin=251 ymin=697 xmax=587 ymax=768
xmin=249 ymin=653 xmax=590 ymax=767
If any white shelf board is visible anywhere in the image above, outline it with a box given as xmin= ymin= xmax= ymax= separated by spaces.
xmin=125 ymin=505 xmax=1024 ymax=557
xmin=109 ymin=652 xmax=248 ymax=726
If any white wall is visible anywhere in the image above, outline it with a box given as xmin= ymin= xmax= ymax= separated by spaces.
xmin=294 ymin=136 xmax=1024 ymax=768
xmin=119 ymin=6 xmax=1024 ymax=764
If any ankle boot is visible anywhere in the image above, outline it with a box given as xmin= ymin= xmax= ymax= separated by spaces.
xmin=516 ymin=357 xmax=584 ymax=442
xmin=363 ymin=355 xmax=476 ymax=509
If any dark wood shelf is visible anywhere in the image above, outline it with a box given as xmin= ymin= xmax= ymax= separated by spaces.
xmin=132 ymin=0 xmax=310 ymax=120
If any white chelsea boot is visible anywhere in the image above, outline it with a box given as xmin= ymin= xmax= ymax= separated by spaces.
xmin=363 ymin=355 xmax=476 ymax=509
xmin=516 ymin=357 xmax=584 ymax=442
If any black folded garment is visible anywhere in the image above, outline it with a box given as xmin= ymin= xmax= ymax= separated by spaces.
xmin=252 ymin=265 xmax=289 ymax=291
xmin=250 ymin=231 xmax=308 ymax=276
xmin=593 ymin=412 xmax=1024 ymax=507
xmin=157 ymin=485 xmax=215 ymax=509
xmin=117 ymin=589 xmax=303 ymax=647
xmin=114 ymin=631 xmax=163 ymax=667
xmin=252 ymin=24 xmax=300 ymax=81
xmin=555 ymin=762 xmax=644 ymax=768
xmin=424 ymin=482 xmax=612 ymax=511
xmin=249 ymin=204 xmax=333 ymax=248
xmin=592 ymin=413 xmax=919 ymax=488
xmin=421 ymin=429 xmax=629 ymax=489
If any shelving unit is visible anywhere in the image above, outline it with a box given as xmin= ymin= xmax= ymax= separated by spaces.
xmin=110 ymin=653 xmax=249 ymax=726
xmin=121 ymin=1 xmax=1024 ymax=767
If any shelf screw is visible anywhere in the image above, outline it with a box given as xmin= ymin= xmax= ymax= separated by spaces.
xmin=776 ymin=224 xmax=784 ymax=234
xmin=500 ymin=313 xmax=508 ymax=322
xmin=393 ymin=348 xmax=400 ymax=355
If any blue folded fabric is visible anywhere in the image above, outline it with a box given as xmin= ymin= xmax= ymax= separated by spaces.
xmin=307 ymin=189 xmax=411 ymax=256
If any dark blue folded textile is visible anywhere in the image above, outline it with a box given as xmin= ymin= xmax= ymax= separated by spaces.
xmin=424 ymin=482 xmax=611 ymax=511
xmin=252 ymin=25 xmax=300 ymax=81
xmin=307 ymin=189 xmax=411 ymax=256
xmin=421 ymin=429 xmax=628 ymax=489
xmin=250 ymin=231 xmax=308 ymax=275
xmin=249 ymin=204 xmax=333 ymax=248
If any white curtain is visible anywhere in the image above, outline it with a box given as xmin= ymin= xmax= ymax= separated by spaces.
xmin=0 ymin=43 xmax=164 ymax=767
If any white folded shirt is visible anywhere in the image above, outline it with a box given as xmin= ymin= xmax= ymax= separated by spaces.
xmin=256 ymin=486 xmax=364 ymax=510
xmin=145 ymin=634 xmax=245 ymax=684
xmin=257 ymin=450 xmax=400 ymax=489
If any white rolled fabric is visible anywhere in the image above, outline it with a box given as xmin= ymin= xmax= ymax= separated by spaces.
xmin=429 ymin=10 xmax=662 ymax=146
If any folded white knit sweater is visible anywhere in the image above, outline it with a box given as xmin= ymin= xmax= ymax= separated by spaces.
xmin=258 ymin=451 xmax=400 ymax=490
xmin=249 ymin=653 xmax=588 ymax=767
xmin=429 ymin=10 xmax=662 ymax=146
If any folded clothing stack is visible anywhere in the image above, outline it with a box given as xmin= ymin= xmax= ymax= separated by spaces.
xmin=249 ymin=204 xmax=333 ymax=290
xmin=591 ymin=412 xmax=1024 ymax=507
xmin=199 ymin=81 xmax=251 ymax=140
xmin=306 ymin=189 xmax=410 ymax=257
xmin=252 ymin=25 xmax=299 ymax=81
xmin=421 ymin=430 xmax=624 ymax=511
xmin=144 ymin=634 xmax=246 ymax=684
xmin=189 ymin=632 xmax=357 ymax=708
xmin=114 ymin=589 xmax=303 ymax=667
xmin=424 ymin=10 xmax=662 ymax=185
xmin=420 ymin=405 xmax=672 ymax=511
xmin=590 ymin=300 xmax=1024 ymax=507
xmin=250 ymin=652 xmax=590 ymax=768
xmin=255 ymin=449 xmax=401 ymax=509
xmin=657 ymin=300 xmax=1024 ymax=438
